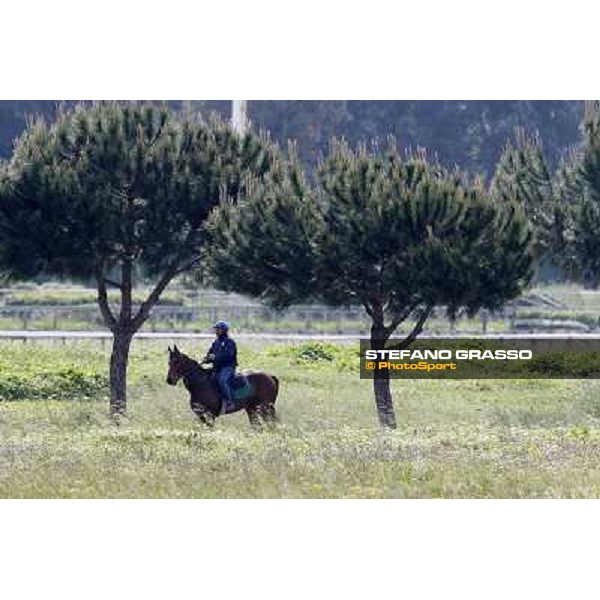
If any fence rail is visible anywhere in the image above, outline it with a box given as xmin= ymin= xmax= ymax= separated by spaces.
xmin=0 ymin=297 xmax=597 ymax=334
xmin=2 ymin=330 xmax=600 ymax=343
xmin=0 ymin=303 xmax=373 ymax=332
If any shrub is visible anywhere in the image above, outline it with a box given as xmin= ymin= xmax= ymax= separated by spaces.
xmin=295 ymin=342 xmax=339 ymax=362
xmin=0 ymin=365 xmax=108 ymax=401
xmin=265 ymin=342 xmax=360 ymax=370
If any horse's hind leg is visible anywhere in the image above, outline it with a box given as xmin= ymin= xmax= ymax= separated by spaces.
xmin=259 ymin=403 xmax=277 ymax=427
xmin=246 ymin=406 xmax=262 ymax=430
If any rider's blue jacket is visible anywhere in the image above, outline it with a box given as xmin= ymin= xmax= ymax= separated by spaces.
xmin=208 ymin=335 xmax=238 ymax=371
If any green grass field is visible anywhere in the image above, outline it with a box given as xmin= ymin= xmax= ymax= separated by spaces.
xmin=1 ymin=339 xmax=600 ymax=498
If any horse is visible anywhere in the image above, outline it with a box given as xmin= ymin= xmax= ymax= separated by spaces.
xmin=166 ymin=345 xmax=279 ymax=428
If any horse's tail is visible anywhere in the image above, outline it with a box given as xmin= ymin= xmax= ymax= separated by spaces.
xmin=272 ymin=375 xmax=279 ymax=401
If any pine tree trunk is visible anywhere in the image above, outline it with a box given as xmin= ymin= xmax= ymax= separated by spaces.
xmin=97 ymin=259 xmax=174 ymax=417
xmin=109 ymin=328 xmax=133 ymax=415
xmin=373 ymin=368 xmax=397 ymax=429
xmin=371 ymin=315 xmax=397 ymax=430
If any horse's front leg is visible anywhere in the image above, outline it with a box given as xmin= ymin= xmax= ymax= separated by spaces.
xmin=192 ymin=403 xmax=215 ymax=428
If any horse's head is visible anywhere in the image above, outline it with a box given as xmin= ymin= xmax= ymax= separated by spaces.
xmin=167 ymin=345 xmax=193 ymax=385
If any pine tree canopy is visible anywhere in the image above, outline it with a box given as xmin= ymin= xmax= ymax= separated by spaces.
xmin=206 ymin=138 xmax=534 ymax=342
xmin=564 ymin=100 xmax=600 ymax=288
xmin=491 ymin=129 xmax=556 ymax=259
xmin=0 ymin=102 xmax=280 ymax=285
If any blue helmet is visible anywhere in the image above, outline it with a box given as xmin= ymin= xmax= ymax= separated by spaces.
xmin=214 ymin=319 xmax=229 ymax=331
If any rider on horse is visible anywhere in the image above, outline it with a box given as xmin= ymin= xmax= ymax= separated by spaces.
xmin=202 ymin=319 xmax=237 ymax=413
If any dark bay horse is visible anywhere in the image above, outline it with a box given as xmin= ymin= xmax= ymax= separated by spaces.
xmin=166 ymin=345 xmax=279 ymax=428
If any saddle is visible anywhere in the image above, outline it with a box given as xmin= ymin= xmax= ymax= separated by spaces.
xmin=229 ymin=373 xmax=254 ymax=399
xmin=210 ymin=372 xmax=254 ymax=414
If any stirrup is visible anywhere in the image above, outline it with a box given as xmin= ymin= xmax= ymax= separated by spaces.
xmin=220 ymin=397 xmax=233 ymax=416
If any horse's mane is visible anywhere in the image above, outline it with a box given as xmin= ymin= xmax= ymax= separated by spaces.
xmin=179 ymin=351 xmax=200 ymax=369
